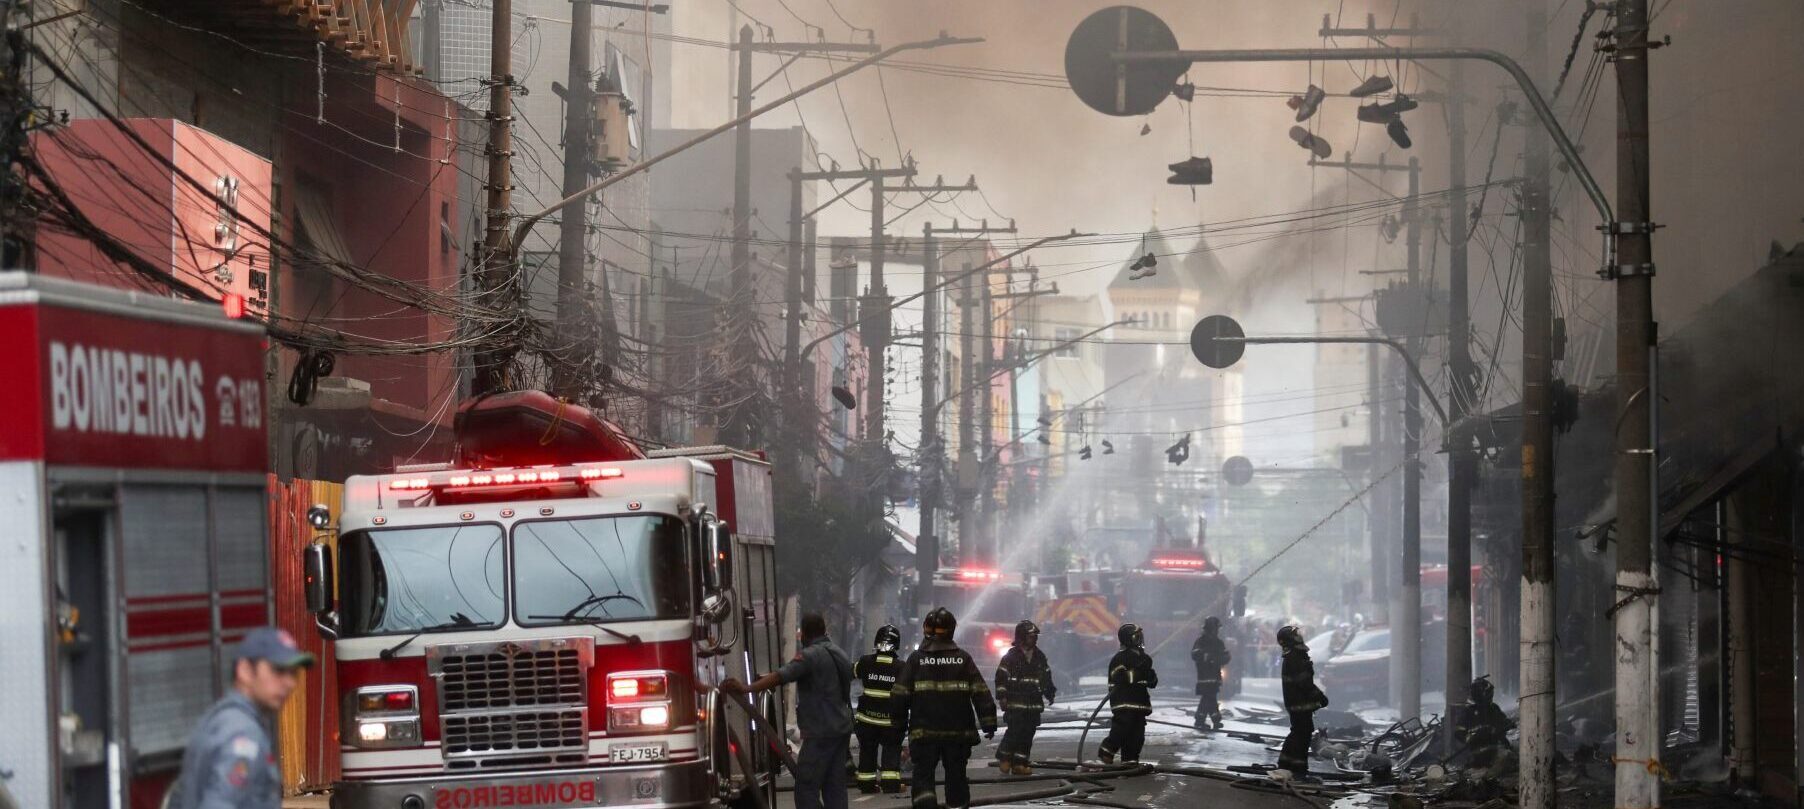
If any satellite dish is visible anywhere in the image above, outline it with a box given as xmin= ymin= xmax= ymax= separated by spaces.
xmin=1222 ymin=455 xmax=1254 ymax=487
xmin=1189 ymin=314 xmax=1246 ymax=369
xmin=1064 ymin=6 xmax=1185 ymax=117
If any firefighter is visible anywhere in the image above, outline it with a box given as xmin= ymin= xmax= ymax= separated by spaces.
xmin=1454 ymin=676 xmax=1513 ymax=766
xmin=1098 ymin=623 xmax=1157 ymax=765
xmin=852 ymin=625 xmax=907 ymax=793
xmin=722 ymin=613 xmax=854 ymax=809
xmin=895 ymin=607 xmax=997 ymax=809
xmin=1190 ymin=616 xmax=1231 ymax=731
xmin=993 ymin=620 xmax=1056 ymax=775
xmin=171 ymin=628 xmax=312 ymax=809
xmin=1277 ymin=625 xmax=1329 ymax=779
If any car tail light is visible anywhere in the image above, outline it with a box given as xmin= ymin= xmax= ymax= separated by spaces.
xmin=345 ymin=686 xmax=421 ymax=749
xmin=607 ymin=672 xmax=673 ymax=734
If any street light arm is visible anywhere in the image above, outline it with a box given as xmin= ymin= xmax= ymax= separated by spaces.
xmin=1214 ymin=335 xmax=1451 ymax=424
xmin=1114 ymin=47 xmax=1612 ymax=227
xmin=940 ymin=319 xmax=1127 ymax=417
xmin=512 ymin=33 xmax=982 ymax=250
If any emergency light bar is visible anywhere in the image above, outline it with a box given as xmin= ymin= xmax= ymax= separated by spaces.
xmin=1148 ymin=554 xmax=1210 ymax=571
xmin=955 ymin=568 xmax=1003 ymax=582
xmin=387 ymin=465 xmax=624 ymax=491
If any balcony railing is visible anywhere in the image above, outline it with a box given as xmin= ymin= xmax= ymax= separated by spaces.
xmin=150 ymin=0 xmax=421 ymax=74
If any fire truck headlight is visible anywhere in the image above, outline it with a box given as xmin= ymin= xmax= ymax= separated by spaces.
xmin=639 ymin=705 xmax=670 ymax=727
xmin=346 ymin=686 xmax=422 ymax=748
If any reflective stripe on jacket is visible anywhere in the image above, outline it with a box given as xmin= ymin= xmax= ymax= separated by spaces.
xmin=994 ymin=646 xmax=1056 ymax=712
xmin=1107 ymin=649 xmax=1157 ymax=714
xmin=894 ymin=638 xmax=998 ymax=744
xmin=853 ymin=652 xmax=903 ymax=728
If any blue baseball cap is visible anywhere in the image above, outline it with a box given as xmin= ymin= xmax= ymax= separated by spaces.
xmin=235 ymin=627 xmax=315 ymax=670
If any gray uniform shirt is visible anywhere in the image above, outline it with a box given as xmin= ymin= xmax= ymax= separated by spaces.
xmin=170 ymin=691 xmax=281 ymax=809
xmin=777 ymin=635 xmax=854 ymax=738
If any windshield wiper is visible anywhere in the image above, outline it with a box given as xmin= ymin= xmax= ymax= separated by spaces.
xmin=528 ymin=613 xmax=644 ymax=645
xmin=379 ymin=613 xmax=476 ymax=659
xmin=560 ymin=592 xmax=646 ymax=620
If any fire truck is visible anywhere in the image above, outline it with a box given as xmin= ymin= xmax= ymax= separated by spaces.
xmin=1032 ymin=548 xmax=1232 ymax=688
xmin=0 ymin=273 xmax=269 ymax=809
xmin=298 ymin=391 xmax=784 ymax=809
xmin=919 ymin=568 xmax=1030 ymax=673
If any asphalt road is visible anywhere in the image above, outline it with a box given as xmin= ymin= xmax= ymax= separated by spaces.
xmin=777 ymin=688 xmax=1342 ymax=809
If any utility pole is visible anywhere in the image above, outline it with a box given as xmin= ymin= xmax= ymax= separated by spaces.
xmin=1308 ymin=155 xmax=1425 ymax=717
xmin=1519 ymin=1 xmax=1558 ymax=805
xmin=936 ymin=220 xmax=1017 ymax=566
xmin=724 ymin=24 xmax=755 ymax=446
xmin=1610 ymin=1 xmax=1659 ymax=805
xmin=1444 ymin=58 xmax=1477 ymax=751
xmin=862 ymin=174 xmax=977 ymax=447
xmin=919 ymin=223 xmax=942 ymax=599
xmin=1400 ymin=155 xmax=1423 ymax=723
xmin=473 ymin=0 xmax=515 ymax=396
xmin=551 ymin=0 xmax=594 ymax=400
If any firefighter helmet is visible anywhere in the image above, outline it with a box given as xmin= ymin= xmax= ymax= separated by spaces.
xmin=1276 ymin=625 xmax=1306 ymax=650
xmin=1203 ymin=616 xmax=1222 ymax=633
xmin=923 ymin=607 xmax=957 ymax=639
xmin=1014 ymin=620 xmax=1040 ymax=646
xmin=874 ymin=624 xmax=901 ymax=653
xmin=1470 ymin=675 xmax=1495 ymax=705
xmin=1118 ymin=623 xmax=1145 ymax=649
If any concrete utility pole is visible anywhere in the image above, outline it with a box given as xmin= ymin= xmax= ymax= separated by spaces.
xmin=862 ymin=175 xmax=978 ymax=449
xmin=725 ymin=24 xmax=755 ymax=446
xmin=1309 ymin=155 xmax=1426 ymax=718
xmin=1444 ymin=58 xmax=1477 ymax=751
xmin=1519 ymin=1 xmax=1558 ymax=806
xmin=1400 ymin=155 xmax=1423 ymax=723
xmin=473 ymin=0 xmax=515 ymax=396
xmin=551 ymin=0 xmax=594 ymax=400
xmin=919 ymin=223 xmax=942 ymax=594
xmin=1609 ymin=1 xmax=1660 ymax=805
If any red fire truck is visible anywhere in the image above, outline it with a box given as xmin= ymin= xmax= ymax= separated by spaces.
xmin=1031 ymin=548 xmax=1232 ymax=688
xmin=0 ymin=272 xmax=269 ymax=809
xmin=920 ymin=568 xmax=1031 ymax=674
xmin=298 ymin=392 xmax=784 ymax=809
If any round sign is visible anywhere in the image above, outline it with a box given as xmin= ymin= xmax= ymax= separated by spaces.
xmin=1222 ymin=455 xmax=1254 ymax=487
xmin=1064 ymin=6 xmax=1185 ymax=117
xmin=1189 ymin=314 xmax=1246 ymax=369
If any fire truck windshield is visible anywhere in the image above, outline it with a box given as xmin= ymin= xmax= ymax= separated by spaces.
xmin=339 ymin=524 xmax=507 ymax=636
xmin=514 ymin=515 xmax=690 ymax=625
xmin=1125 ymin=574 xmax=1224 ymax=621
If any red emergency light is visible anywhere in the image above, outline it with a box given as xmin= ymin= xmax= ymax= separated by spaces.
xmin=389 ymin=465 xmax=622 ymax=491
xmin=955 ymin=568 xmax=1003 ymax=583
xmin=1148 ymin=553 xmax=1211 ymax=571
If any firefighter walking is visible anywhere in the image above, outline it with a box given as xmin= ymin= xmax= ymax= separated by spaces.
xmin=852 ymin=625 xmax=907 ymax=793
xmin=895 ymin=608 xmax=997 ymax=809
xmin=1277 ymin=625 xmax=1329 ymax=779
xmin=1190 ymin=616 xmax=1231 ymax=730
xmin=993 ymin=620 xmax=1056 ymax=775
xmin=1098 ymin=623 xmax=1157 ymax=765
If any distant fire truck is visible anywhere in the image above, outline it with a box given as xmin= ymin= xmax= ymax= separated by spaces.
xmin=299 ymin=391 xmax=784 ymax=809
xmin=1033 ymin=548 xmax=1232 ymax=687
xmin=0 ymin=273 xmax=269 ymax=809
xmin=920 ymin=568 xmax=1030 ymax=673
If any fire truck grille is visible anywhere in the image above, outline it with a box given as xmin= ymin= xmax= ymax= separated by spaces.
xmin=438 ymin=647 xmax=586 ymax=711
xmin=442 ymin=709 xmax=589 ymax=765
xmin=428 ymin=638 xmax=594 ymax=769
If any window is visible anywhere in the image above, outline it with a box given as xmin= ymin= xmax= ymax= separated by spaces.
xmin=339 ymin=524 xmax=506 ymax=635
xmin=514 ymin=515 xmax=691 ymax=625
xmin=1053 ymin=327 xmax=1080 ymax=358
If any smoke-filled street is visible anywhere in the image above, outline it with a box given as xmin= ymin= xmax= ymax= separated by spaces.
xmin=3 ymin=2 xmax=1802 ymax=809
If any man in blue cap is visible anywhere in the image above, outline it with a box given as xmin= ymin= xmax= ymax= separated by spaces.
xmin=171 ymin=627 xmax=314 ymax=809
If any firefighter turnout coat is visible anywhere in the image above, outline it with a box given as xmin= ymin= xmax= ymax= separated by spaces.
xmin=994 ymin=646 xmax=1056 ymax=713
xmin=895 ymin=637 xmax=999 ymax=744
xmin=1280 ymin=648 xmax=1329 ymax=713
xmin=1106 ymin=649 xmax=1158 ymax=714
xmin=853 ymin=651 xmax=904 ymax=730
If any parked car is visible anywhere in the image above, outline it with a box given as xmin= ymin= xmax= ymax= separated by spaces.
xmin=1318 ymin=621 xmax=1447 ymax=706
